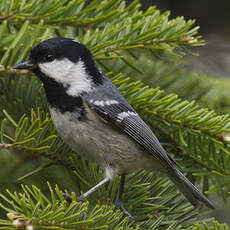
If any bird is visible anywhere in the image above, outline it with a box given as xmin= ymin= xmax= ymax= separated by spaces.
xmin=13 ymin=37 xmax=214 ymax=218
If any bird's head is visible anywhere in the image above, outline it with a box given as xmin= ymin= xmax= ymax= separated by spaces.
xmin=13 ymin=38 xmax=103 ymax=96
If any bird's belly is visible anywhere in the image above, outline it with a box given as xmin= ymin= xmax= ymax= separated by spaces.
xmin=49 ymin=108 xmax=156 ymax=173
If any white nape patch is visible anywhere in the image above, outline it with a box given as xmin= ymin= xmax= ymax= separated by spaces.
xmin=117 ymin=111 xmax=137 ymax=121
xmin=91 ymin=99 xmax=119 ymax=106
xmin=38 ymin=58 xmax=93 ymax=96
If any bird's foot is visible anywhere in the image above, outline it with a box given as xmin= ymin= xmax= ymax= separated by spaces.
xmin=77 ymin=195 xmax=85 ymax=202
xmin=62 ymin=192 xmax=72 ymax=203
xmin=63 ymin=192 xmax=87 ymax=220
xmin=62 ymin=192 xmax=85 ymax=203
xmin=115 ymin=200 xmax=134 ymax=222
xmin=194 ymin=202 xmax=201 ymax=212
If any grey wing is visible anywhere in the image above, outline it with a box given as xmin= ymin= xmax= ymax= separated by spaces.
xmin=86 ymin=99 xmax=176 ymax=169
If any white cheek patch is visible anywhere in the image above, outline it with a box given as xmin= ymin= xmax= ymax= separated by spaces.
xmin=38 ymin=58 xmax=93 ymax=96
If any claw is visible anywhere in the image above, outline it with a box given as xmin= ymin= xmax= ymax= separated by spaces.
xmin=62 ymin=192 xmax=72 ymax=203
xmin=63 ymin=192 xmax=87 ymax=219
xmin=115 ymin=200 xmax=134 ymax=222
xmin=77 ymin=195 xmax=85 ymax=202
xmin=76 ymin=195 xmax=87 ymax=220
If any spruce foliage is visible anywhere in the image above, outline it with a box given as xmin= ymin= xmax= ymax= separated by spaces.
xmin=0 ymin=0 xmax=229 ymax=229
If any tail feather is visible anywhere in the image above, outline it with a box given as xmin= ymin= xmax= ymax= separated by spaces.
xmin=168 ymin=168 xmax=215 ymax=209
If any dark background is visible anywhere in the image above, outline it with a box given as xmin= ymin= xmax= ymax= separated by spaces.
xmin=128 ymin=0 xmax=230 ymax=77
xmin=137 ymin=0 xmax=230 ymax=34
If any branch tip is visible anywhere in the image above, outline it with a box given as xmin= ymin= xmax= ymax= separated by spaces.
xmin=0 ymin=143 xmax=12 ymax=149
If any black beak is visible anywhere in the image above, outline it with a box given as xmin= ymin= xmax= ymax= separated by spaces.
xmin=13 ymin=60 xmax=35 ymax=70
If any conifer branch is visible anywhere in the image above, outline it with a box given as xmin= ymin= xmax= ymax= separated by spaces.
xmin=0 ymin=180 xmax=213 ymax=230
xmin=0 ymin=0 xmax=229 ymax=228
xmin=1 ymin=74 xmax=230 ymax=179
xmin=0 ymin=0 xmax=204 ymax=69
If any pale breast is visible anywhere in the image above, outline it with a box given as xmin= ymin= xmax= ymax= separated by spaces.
xmin=49 ymin=107 xmax=157 ymax=174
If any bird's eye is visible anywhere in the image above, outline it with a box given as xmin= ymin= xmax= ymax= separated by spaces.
xmin=44 ymin=54 xmax=55 ymax=62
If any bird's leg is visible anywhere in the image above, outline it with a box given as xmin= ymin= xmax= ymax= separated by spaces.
xmin=64 ymin=177 xmax=110 ymax=202
xmin=63 ymin=177 xmax=110 ymax=220
xmin=115 ymin=174 xmax=133 ymax=221
xmin=77 ymin=177 xmax=110 ymax=201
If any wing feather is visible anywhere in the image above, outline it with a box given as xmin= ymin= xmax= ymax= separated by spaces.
xmin=86 ymin=99 xmax=175 ymax=168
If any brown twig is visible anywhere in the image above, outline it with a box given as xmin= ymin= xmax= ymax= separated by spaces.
xmin=0 ymin=13 xmax=13 ymax=21
xmin=0 ymin=67 xmax=32 ymax=75
xmin=0 ymin=143 xmax=12 ymax=149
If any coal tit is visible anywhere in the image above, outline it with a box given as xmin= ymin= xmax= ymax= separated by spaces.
xmin=13 ymin=38 xmax=214 ymax=217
